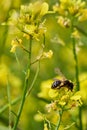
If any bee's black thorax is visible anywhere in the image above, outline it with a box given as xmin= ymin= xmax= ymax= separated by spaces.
xmin=51 ymin=79 xmax=74 ymax=91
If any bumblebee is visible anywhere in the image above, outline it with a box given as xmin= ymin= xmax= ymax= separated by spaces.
xmin=51 ymin=79 xmax=74 ymax=91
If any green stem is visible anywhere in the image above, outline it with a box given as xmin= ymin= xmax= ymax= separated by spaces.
xmin=79 ymin=107 xmax=82 ymax=130
xmin=13 ymin=73 xmax=29 ymax=130
xmin=13 ymin=37 xmax=32 ymax=130
xmin=71 ymin=22 xmax=83 ymax=130
xmin=27 ymin=61 xmax=40 ymax=96
xmin=43 ymin=34 xmax=46 ymax=46
xmin=55 ymin=109 xmax=63 ymax=130
xmin=72 ymin=38 xmax=80 ymax=91
xmin=28 ymin=36 xmax=32 ymax=67
xmin=7 ymin=80 xmax=11 ymax=130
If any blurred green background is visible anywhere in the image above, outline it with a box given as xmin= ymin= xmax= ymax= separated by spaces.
xmin=0 ymin=0 xmax=87 ymax=130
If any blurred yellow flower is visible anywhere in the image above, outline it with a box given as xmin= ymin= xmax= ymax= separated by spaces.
xmin=59 ymin=101 xmax=66 ymax=106
xmin=10 ymin=38 xmax=22 ymax=53
xmin=71 ymin=94 xmax=81 ymax=101
xmin=79 ymin=73 xmax=87 ymax=104
xmin=10 ymin=39 xmax=18 ymax=53
xmin=61 ymin=95 xmax=69 ymax=102
xmin=78 ymin=9 xmax=87 ymax=21
xmin=34 ymin=113 xmax=43 ymax=122
xmin=40 ymin=2 xmax=49 ymax=16
xmin=71 ymin=28 xmax=80 ymax=39
xmin=70 ymin=91 xmax=82 ymax=105
xmin=23 ymin=33 xmax=30 ymax=40
xmin=38 ymin=79 xmax=52 ymax=99
xmin=53 ymin=3 xmax=59 ymax=12
xmin=42 ymin=50 xmax=53 ymax=59
xmin=46 ymin=101 xmax=58 ymax=112
xmin=9 ymin=1 xmax=49 ymax=42
xmin=0 ymin=63 xmax=9 ymax=86
xmin=49 ymin=89 xmax=58 ymax=98
xmin=24 ymin=24 xmax=36 ymax=35
xmin=0 ymin=63 xmax=22 ymax=98
xmin=44 ymin=123 xmax=49 ymax=130
xmin=57 ymin=16 xmax=70 ymax=28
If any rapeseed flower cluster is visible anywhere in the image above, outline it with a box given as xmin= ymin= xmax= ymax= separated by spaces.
xmin=53 ymin=0 xmax=87 ymax=28
xmin=10 ymin=1 xmax=49 ymax=53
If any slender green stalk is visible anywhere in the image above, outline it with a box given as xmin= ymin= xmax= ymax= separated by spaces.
xmin=13 ymin=75 xmax=29 ymax=130
xmin=43 ymin=34 xmax=46 ymax=46
xmin=28 ymin=36 xmax=32 ymax=68
xmin=55 ymin=109 xmax=63 ymax=130
xmin=7 ymin=80 xmax=11 ymax=130
xmin=13 ymin=37 xmax=32 ymax=130
xmin=72 ymin=38 xmax=80 ymax=91
xmin=71 ymin=22 xmax=83 ymax=130
xmin=64 ymin=122 xmax=75 ymax=130
xmin=27 ymin=61 xmax=40 ymax=96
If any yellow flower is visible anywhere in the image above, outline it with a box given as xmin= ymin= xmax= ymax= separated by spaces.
xmin=53 ymin=3 xmax=66 ymax=15
xmin=44 ymin=123 xmax=49 ymax=130
xmin=0 ymin=63 xmax=9 ymax=86
xmin=71 ymin=94 xmax=81 ymax=101
xmin=42 ymin=50 xmax=53 ymax=59
xmin=9 ymin=1 xmax=49 ymax=41
xmin=10 ymin=38 xmax=22 ymax=53
xmin=34 ymin=113 xmax=43 ymax=122
xmin=71 ymin=28 xmax=80 ymax=39
xmin=10 ymin=40 xmax=18 ymax=53
xmin=68 ymin=6 xmax=79 ymax=15
xmin=78 ymin=9 xmax=87 ymax=22
xmin=61 ymin=95 xmax=69 ymax=102
xmin=32 ymin=22 xmax=47 ymax=41
xmin=70 ymin=91 xmax=82 ymax=105
xmin=0 ymin=63 xmax=22 ymax=97
xmin=39 ymin=23 xmax=47 ymax=34
xmin=40 ymin=2 xmax=49 ymax=16
xmin=23 ymin=33 xmax=30 ymax=40
xmin=24 ymin=24 xmax=36 ymax=35
xmin=57 ymin=16 xmax=70 ymax=28
xmin=59 ymin=101 xmax=66 ymax=106
xmin=30 ymin=1 xmax=43 ymax=16
xmin=49 ymin=89 xmax=58 ymax=98
xmin=53 ymin=3 xmax=59 ymax=12
xmin=38 ymin=79 xmax=52 ymax=99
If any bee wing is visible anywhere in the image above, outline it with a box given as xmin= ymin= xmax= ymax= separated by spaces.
xmin=53 ymin=78 xmax=59 ymax=81
xmin=54 ymin=68 xmax=66 ymax=79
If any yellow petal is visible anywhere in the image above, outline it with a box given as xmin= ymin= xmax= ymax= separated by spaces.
xmin=42 ymin=50 xmax=53 ymax=59
xmin=10 ymin=40 xmax=18 ymax=53
xmin=40 ymin=2 xmax=49 ymax=16
xmin=44 ymin=123 xmax=49 ymax=130
xmin=24 ymin=24 xmax=36 ymax=35
xmin=71 ymin=95 xmax=81 ymax=101
xmin=49 ymin=89 xmax=58 ymax=98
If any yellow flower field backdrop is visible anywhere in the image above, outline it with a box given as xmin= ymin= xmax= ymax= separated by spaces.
xmin=0 ymin=0 xmax=87 ymax=130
